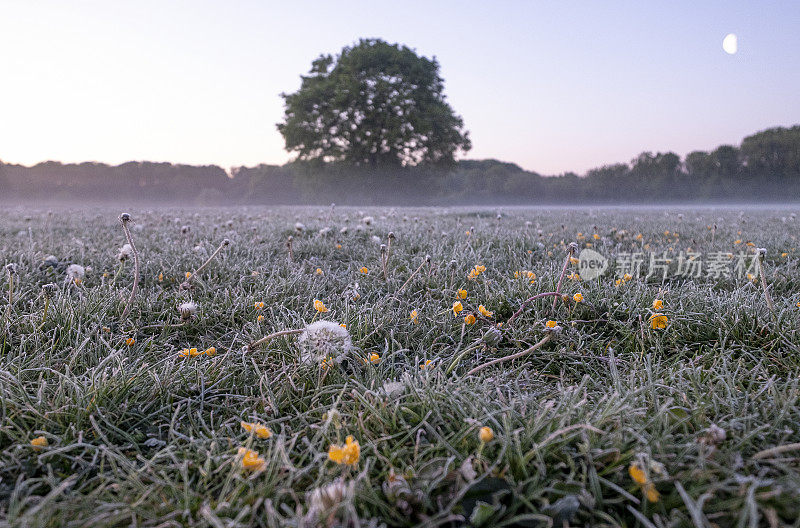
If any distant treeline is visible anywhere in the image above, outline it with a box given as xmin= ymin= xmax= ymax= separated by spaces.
xmin=2 ymin=125 xmax=799 ymax=205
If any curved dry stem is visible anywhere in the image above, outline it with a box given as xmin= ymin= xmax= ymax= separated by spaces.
xmin=246 ymin=328 xmax=304 ymax=350
xmin=119 ymin=216 xmax=140 ymax=321
xmin=188 ymin=239 xmax=229 ymax=282
xmin=465 ymin=334 xmax=552 ymax=377
xmin=506 ymin=292 xmax=562 ymax=326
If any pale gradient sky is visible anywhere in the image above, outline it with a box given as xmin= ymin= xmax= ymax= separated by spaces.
xmin=2 ymin=1 xmax=799 ymax=174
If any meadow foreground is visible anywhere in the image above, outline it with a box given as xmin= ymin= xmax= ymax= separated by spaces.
xmin=1 ymin=206 xmax=799 ymax=527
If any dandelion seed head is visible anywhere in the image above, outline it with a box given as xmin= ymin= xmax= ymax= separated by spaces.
xmin=298 ymin=320 xmax=353 ymax=364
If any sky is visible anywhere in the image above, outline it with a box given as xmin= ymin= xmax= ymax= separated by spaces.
xmin=1 ymin=1 xmax=799 ymax=175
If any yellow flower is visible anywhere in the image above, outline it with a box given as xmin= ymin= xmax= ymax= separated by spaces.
xmin=314 ymin=299 xmax=328 ymax=313
xmin=359 ymin=266 xmax=368 ymax=274
xmin=734 ymin=239 xmax=742 ymax=245
xmin=573 ymin=293 xmax=583 ymax=303
xmin=545 ymin=320 xmax=557 ymax=329
xmin=339 ymin=323 xmax=347 ymax=328
xmin=747 ymin=273 xmax=757 ymax=283
xmin=410 ymin=309 xmax=419 ymax=324
xmin=328 ymin=435 xmax=360 ymax=465
xmin=623 ymin=273 xmax=633 ymax=281
xmin=185 ymin=271 xmax=192 ymax=278
xmin=158 ymin=272 xmax=163 ymax=282
xmin=479 ymin=426 xmax=494 ymax=443
xmin=478 ymin=305 xmax=493 ymax=317
xmin=615 ymin=279 xmax=623 ymax=287
xmin=30 ymin=436 xmax=48 ymax=449
xmin=569 ymin=257 xmax=579 ymax=265
xmin=475 ymin=265 xmax=486 ymax=273
xmin=457 ymin=289 xmax=467 ymax=299
xmin=241 ymin=421 xmax=272 ymax=439
xmin=237 ymin=447 xmax=266 ymax=471
xmin=782 ymin=252 xmax=788 ymax=258
xmin=464 ymin=314 xmax=476 ymax=325
xmin=336 ymin=243 xmax=342 ymax=249
xmin=125 ymin=337 xmax=135 ymax=347
xmin=652 ymin=299 xmax=663 ymax=310
xmin=179 ymin=347 xmax=199 ymax=357
xmin=629 ymin=463 xmax=647 ymax=484
xmin=203 ymin=347 xmax=216 ymax=356
xmin=593 ymin=233 xmax=601 ymax=240
xmin=452 ymin=301 xmax=463 ymax=315
xmin=257 ymin=315 xmax=264 ymax=322
xmin=254 ymin=301 xmax=264 ymax=310
xmin=368 ymin=352 xmax=380 ymax=364
xmin=315 ymin=268 xmax=324 ymax=276
xmin=650 ymin=313 xmax=668 ymax=329
xmin=629 ymin=463 xmax=659 ymax=503
xmin=420 ymin=359 xmax=433 ymax=370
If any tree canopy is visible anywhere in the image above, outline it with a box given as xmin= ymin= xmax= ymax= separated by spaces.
xmin=277 ymin=39 xmax=471 ymax=168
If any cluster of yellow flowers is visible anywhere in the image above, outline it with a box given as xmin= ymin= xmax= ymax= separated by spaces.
xmin=240 ymin=421 xmax=272 ymax=439
xmin=467 ymin=264 xmax=486 ymax=280
xmin=314 ymin=299 xmax=328 ymax=313
xmin=179 ymin=347 xmax=216 ymax=357
xmin=649 ymin=299 xmax=668 ymax=329
xmin=615 ymin=273 xmax=634 ymax=287
xmin=328 ymin=435 xmax=360 ymax=465
xmin=514 ymin=270 xmax=536 ymax=283
xmin=629 ymin=463 xmax=660 ymax=502
xmin=359 ymin=266 xmax=368 ymax=274
xmin=238 ymin=447 xmax=266 ymax=471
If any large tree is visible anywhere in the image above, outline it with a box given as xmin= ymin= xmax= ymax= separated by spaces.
xmin=277 ymin=39 xmax=471 ymax=168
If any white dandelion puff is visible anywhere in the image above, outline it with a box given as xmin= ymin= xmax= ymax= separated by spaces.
xmin=297 ymin=320 xmax=353 ymax=365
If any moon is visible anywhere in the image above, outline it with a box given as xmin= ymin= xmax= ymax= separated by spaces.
xmin=723 ymin=33 xmax=738 ymax=55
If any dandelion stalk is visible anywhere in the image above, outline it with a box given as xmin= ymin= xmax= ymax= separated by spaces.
xmin=397 ymin=255 xmax=430 ymax=293
xmin=465 ymin=334 xmax=553 ymax=377
xmin=287 ymin=236 xmax=294 ymax=263
xmin=553 ymin=243 xmax=578 ymax=310
xmin=186 ymin=238 xmax=231 ymax=285
xmin=506 ymin=291 xmax=563 ymax=327
xmin=755 ymin=248 xmax=775 ymax=313
xmin=245 ymin=328 xmax=304 ymax=351
xmin=119 ymin=213 xmax=139 ymax=321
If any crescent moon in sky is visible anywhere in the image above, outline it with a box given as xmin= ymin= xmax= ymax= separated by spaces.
xmin=723 ymin=33 xmax=738 ymax=55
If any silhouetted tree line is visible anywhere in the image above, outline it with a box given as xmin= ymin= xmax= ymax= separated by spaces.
xmin=1 ymin=125 xmax=799 ymax=205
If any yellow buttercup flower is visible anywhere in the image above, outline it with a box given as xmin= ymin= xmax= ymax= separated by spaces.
xmin=457 ymin=289 xmax=467 ymax=299
xmin=410 ymin=309 xmax=419 ymax=324
xmin=545 ymin=320 xmax=557 ymax=329
xmin=241 ymin=421 xmax=272 ymax=439
xmin=464 ymin=314 xmax=476 ymax=325
xmin=478 ymin=305 xmax=493 ymax=317
xmin=185 ymin=271 xmax=192 ymax=278
xmin=623 ymin=273 xmax=633 ymax=281
xmin=420 ymin=359 xmax=433 ymax=370
xmin=650 ymin=313 xmax=668 ymax=329
xmin=158 ymin=272 xmax=163 ymax=282
xmin=328 ymin=435 xmax=360 ymax=465
xmin=237 ymin=447 xmax=266 ymax=471
xmin=314 ymin=299 xmax=328 ymax=313
xmin=125 ymin=337 xmax=135 ymax=347
xmin=479 ymin=426 xmax=494 ymax=443
xmin=368 ymin=352 xmax=380 ymax=364
xmin=315 ymin=268 xmax=324 ymax=276
xmin=254 ymin=301 xmax=264 ymax=310
xmin=359 ymin=266 xmax=368 ymax=274
xmin=652 ymin=299 xmax=663 ymax=310
xmin=629 ymin=463 xmax=660 ymax=503
xmin=257 ymin=315 xmax=264 ymax=322
xmin=452 ymin=301 xmax=464 ymax=315
xmin=573 ymin=293 xmax=583 ymax=303
xmin=30 ymin=436 xmax=48 ymax=450
xmin=593 ymin=233 xmax=600 ymax=240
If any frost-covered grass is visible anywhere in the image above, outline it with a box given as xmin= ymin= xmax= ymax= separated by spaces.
xmin=1 ymin=205 xmax=800 ymax=527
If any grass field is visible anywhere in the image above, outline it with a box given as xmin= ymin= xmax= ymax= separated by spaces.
xmin=2 ymin=205 xmax=800 ymax=527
